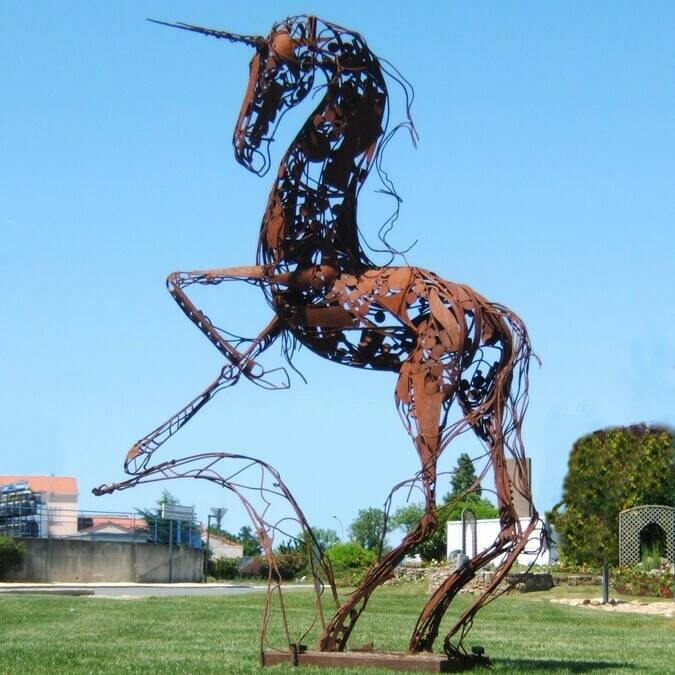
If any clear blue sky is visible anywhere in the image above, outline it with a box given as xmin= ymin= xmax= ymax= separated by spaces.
xmin=2 ymin=2 xmax=674 ymax=538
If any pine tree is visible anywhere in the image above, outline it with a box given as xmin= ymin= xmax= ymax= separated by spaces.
xmin=446 ymin=452 xmax=481 ymax=501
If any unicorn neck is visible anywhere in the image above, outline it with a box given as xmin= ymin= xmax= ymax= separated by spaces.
xmin=258 ymin=58 xmax=387 ymax=273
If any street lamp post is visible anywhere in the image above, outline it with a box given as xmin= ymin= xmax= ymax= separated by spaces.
xmin=204 ymin=514 xmax=214 ymax=583
xmin=332 ymin=514 xmax=344 ymax=541
xmin=204 ymin=507 xmax=228 ymax=582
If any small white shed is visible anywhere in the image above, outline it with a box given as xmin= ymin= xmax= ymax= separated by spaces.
xmin=446 ymin=517 xmax=551 ymax=566
xmin=207 ymin=532 xmax=244 ymax=559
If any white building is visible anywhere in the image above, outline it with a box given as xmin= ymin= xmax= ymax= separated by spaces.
xmin=206 ymin=531 xmax=243 ymax=558
xmin=76 ymin=515 xmax=148 ymax=543
xmin=0 ymin=475 xmax=79 ymax=537
xmin=446 ymin=517 xmax=551 ymax=566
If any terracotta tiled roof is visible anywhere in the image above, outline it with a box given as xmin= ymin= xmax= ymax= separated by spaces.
xmin=201 ymin=528 xmax=240 ymax=547
xmin=79 ymin=521 xmax=145 ymax=534
xmin=0 ymin=475 xmax=78 ymax=495
xmin=87 ymin=516 xmax=145 ymax=530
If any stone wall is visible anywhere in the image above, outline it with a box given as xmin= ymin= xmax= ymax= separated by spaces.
xmin=551 ymin=573 xmax=602 ymax=587
xmin=5 ymin=538 xmax=203 ymax=583
xmin=392 ymin=566 xmax=556 ymax=594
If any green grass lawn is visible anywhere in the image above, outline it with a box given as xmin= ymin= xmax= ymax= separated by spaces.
xmin=0 ymin=585 xmax=672 ymax=674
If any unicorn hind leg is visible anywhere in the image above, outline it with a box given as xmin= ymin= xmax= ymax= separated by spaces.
xmin=410 ymin=309 xmax=540 ymax=656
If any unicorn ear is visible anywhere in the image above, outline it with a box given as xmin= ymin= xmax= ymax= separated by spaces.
xmin=270 ymin=31 xmax=297 ymax=62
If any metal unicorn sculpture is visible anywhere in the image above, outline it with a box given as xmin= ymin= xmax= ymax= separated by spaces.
xmin=95 ymin=15 xmax=541 ymax=665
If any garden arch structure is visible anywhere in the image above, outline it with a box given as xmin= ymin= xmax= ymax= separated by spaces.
xmin=618 ymin=505 xmax=674 ymax=565
xmin=461 ymin=507 xmax=478 ymax=558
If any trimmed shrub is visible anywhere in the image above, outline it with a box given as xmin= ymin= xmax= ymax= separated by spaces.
xmin=349 ymin=508 xmax=387 ymax=551
xmin=0 ymin=536 xmax=25 ymax=578
xmin=324 ymin=542 xmax=376 ymax=585
xmin=272 ymin=552 xmax=306 ymax=580
xmin=236 ymin=553 xmax=306 ymax=580
xmin=239 ymin=556 xmax=269 ymax=578
xmin=549 ymin=425 xmax=675 ymax=566
xmin=208 ymin=556 xmax=240 ymax=580
xmin=326 ymin=542 xmax=376 ymax=569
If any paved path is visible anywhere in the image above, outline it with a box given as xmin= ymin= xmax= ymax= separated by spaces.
xmin=0 ymin=582 xmax=315 ymax=598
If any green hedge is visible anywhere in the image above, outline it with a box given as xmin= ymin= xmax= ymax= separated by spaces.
xmin=232 ymin=552 xmax=308 ymax=581
xmin=0 ymin=536 xmax=25 ymax=578
xmin=208 ymin=556 xmax=240 ymax=580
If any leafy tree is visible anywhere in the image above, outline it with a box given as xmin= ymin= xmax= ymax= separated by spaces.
xmin=549 ymin=424 xmax=675 ymax=566
xmin=390 ymin=502 xmax=447 ymax=562
xmin=146 ymin=489 xmax=178 ymax=509
xmin=237 ymin=525 xmax=262 ymax=557
xmin=138 ymin=490 xmax=198 ymax=545
xmin=274 ymin=527 xmax=339 ymax=570
xmin=311 ymin=527 xmax=340 ymax=552
xmin=275 ymin=538 xmax=302 ymax=555
xmin=390 ymin=504 xmax=425 ymax=535
xmin=349 ymin=508 xmax=387 ymax=551
xmin=207 ymin=526 xmax=239 ymax=543
xmin=416 ymin=529 xmax=447 ymax=562
xmin=442 ymin=493 xmax=499 ymax=521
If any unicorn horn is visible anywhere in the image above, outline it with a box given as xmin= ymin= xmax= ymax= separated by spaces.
xmin=147 ymin=19 xmax=265 ymax=49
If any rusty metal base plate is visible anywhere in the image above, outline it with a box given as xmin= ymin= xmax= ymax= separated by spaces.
xmin=261 ymin=650 xmax=488 ymax=672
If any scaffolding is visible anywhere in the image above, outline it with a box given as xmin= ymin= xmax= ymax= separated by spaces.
xmin=0 ymin=483 xmax=202 ymax=549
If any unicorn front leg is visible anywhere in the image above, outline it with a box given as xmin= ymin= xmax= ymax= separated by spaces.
xmin=123 ymin=267 xmax=286 ymax=475
xmin=166 ymin=266 xmax=283 ymax=380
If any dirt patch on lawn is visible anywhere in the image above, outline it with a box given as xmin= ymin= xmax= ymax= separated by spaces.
xmin=551 ymin=597 xmax=674 ymax=617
